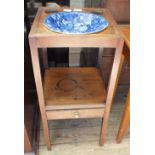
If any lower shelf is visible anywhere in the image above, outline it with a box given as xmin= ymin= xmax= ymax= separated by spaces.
xmin=43 ymin=67 xmax=107 ymax=109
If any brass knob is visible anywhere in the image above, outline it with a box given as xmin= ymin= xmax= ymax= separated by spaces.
xmin=74 ymin=111 xmax=79 ymax=118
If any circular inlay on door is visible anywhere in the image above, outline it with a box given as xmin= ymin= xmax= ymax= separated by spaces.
xmin=56 ymin=78 xmax=78 ymax=92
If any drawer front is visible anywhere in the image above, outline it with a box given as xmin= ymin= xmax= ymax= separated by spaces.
xmin=46 ymin=108 xmax=104 ymax=120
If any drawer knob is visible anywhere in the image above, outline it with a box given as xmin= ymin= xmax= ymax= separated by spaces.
xmin=74 ymin=111 xmax=79 ymax=118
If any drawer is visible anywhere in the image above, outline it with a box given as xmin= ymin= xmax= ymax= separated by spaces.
xmin=46 ymin=108 xmax=104 ymax=120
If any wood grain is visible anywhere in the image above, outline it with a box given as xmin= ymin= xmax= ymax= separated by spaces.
xmin=46 ymin=108 xmax=105 ymax=120
xmin=43 ymin=67 xmax=106 ymax=106
xmin=100 ymin=38 xmax=124 ymax=145
xmin=118 ymin=25 xmax=130 ymax=48
xmin=29 ymin=40 xmax=52 ymax=150
xmin=116 ymin=25 xmax=130 ymax=143
xmin=102 ymin=0 xmax=130 ymax=23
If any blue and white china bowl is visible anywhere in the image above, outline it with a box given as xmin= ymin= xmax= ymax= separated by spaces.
xmin=44 ymin=11 xmax=109 ymax=34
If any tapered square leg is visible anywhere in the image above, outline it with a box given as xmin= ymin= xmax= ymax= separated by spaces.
xmin=29 ymin=40 xmax=52 ymax=150
xmin=100 ymin=39 xmax=124 ymax=145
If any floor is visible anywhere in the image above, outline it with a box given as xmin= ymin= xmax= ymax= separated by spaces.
xmin=36 ymin=88 xmax=130 ymax=155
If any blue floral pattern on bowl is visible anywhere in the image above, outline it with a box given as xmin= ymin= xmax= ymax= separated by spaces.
xmin=44 ymin=11 xmax=109 ymax=34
